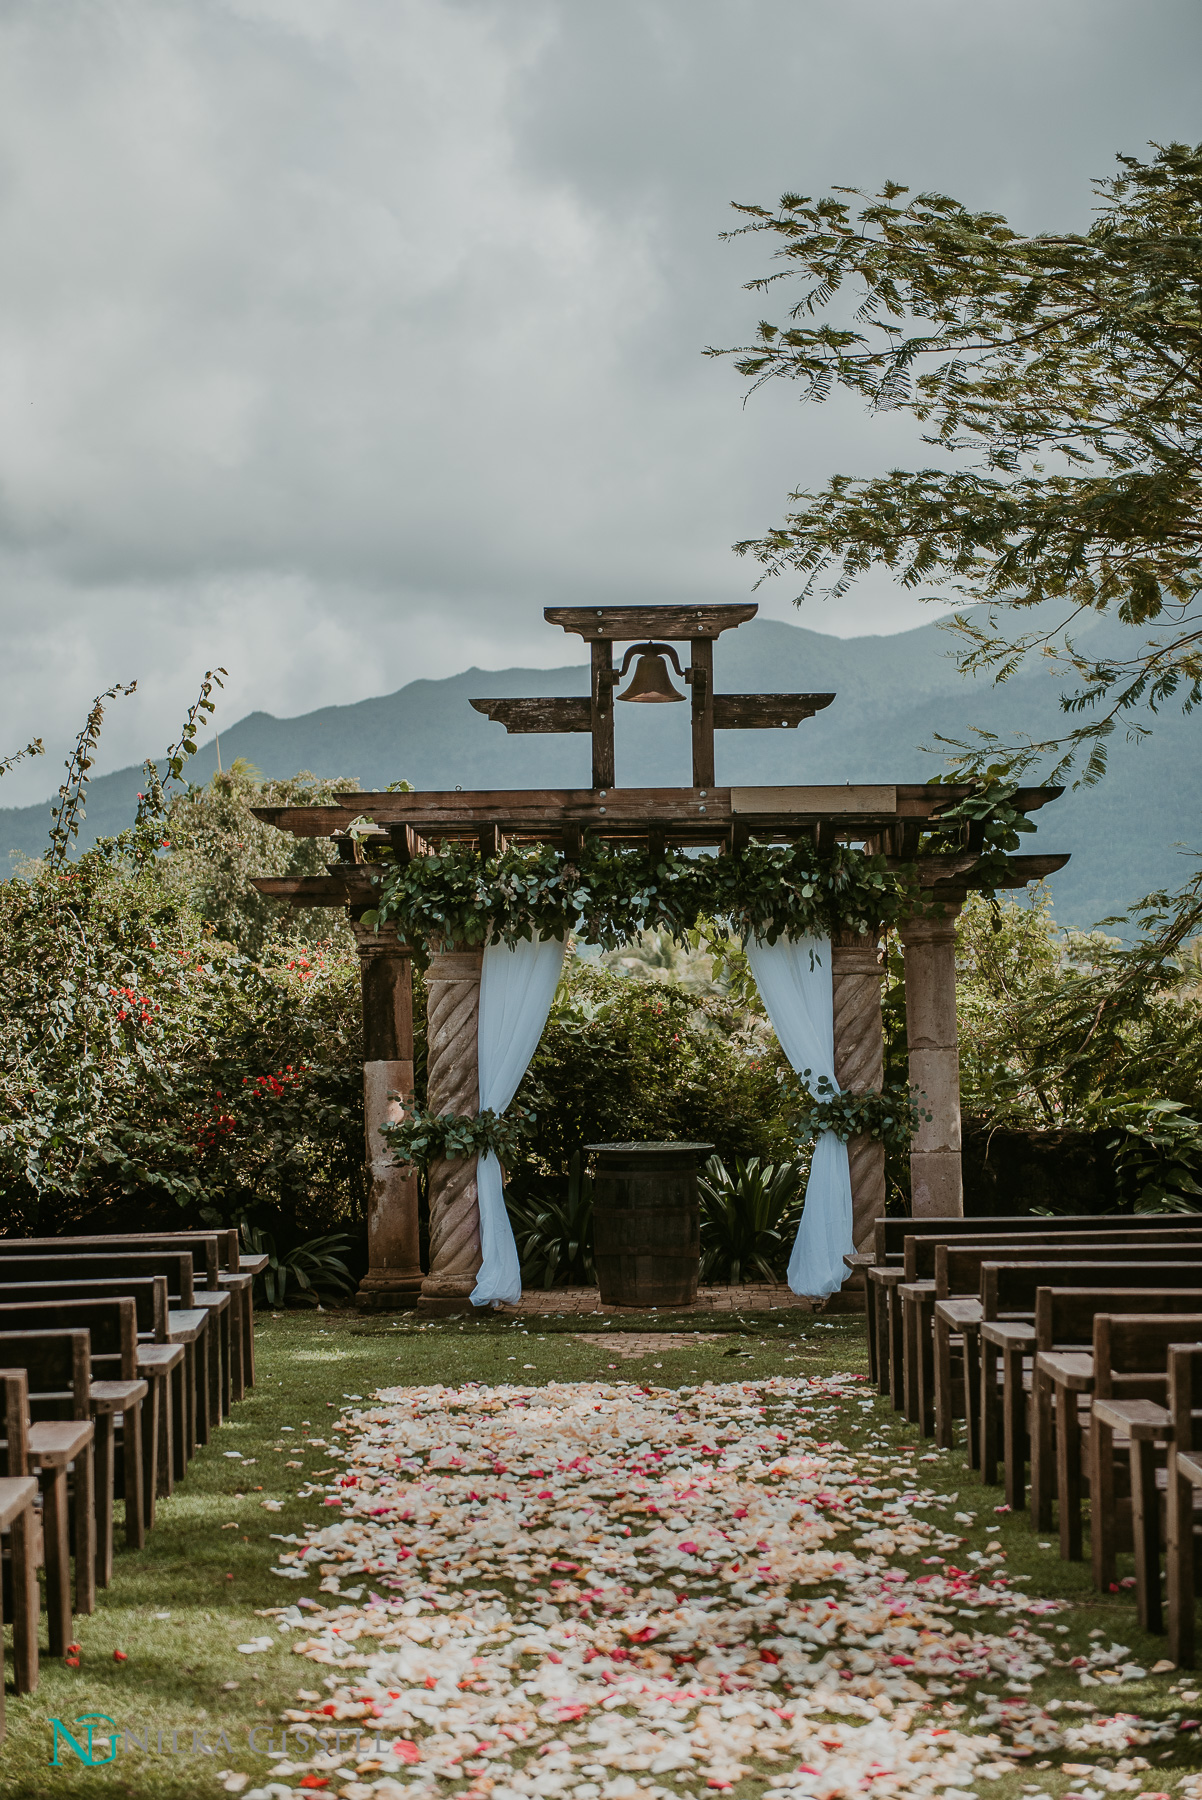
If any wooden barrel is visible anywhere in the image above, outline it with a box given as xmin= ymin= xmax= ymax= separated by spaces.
xmin=588 ymin=1141 xmax=711 ymax=1308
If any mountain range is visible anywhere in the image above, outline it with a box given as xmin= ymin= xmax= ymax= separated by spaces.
xmin=3 ymin=608 xmax=1195 ymax=930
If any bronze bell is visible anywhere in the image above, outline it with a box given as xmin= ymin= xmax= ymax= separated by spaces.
xmin=615 ymin=643 xmax=686 ymax=703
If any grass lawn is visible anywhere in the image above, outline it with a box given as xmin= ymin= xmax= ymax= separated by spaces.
xmin=3 ymin=1308 xmax=1201 ymax=1797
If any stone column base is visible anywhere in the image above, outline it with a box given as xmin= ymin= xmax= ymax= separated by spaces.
xmin=417 ymin=1274 xmax=479 ymax=1318
xmin=355 ymin=1270 xmax=424 ymax=1312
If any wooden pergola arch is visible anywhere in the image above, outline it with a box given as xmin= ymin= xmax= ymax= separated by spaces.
xmin=252 ymin=604 xmax=1068 ymax=1312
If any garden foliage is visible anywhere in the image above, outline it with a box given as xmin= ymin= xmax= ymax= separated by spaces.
xmin=718 ymin=142 xmax=1202 ymax=781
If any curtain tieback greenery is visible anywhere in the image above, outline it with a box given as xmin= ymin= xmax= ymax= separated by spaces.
xmin=793 ymin=1074 xmax=929 ymax=1149
xmin=381 ymin=1104 xmax=535 ymax=1173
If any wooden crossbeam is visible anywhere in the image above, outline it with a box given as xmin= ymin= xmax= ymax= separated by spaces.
xmin=469 ymin=697 xmax=591 ymax=733
xmin=468 ymin=693 xmax=837 ymax=735
xmin=250 ymin=850 xmax=1071 ymax=913
xmin=251 ymin=782 xmax=1064 ymax=843
xmin=712 ymin=695 xmax=835 ymax=729
xmin=545 ymin=604 xmax=756 ymax=640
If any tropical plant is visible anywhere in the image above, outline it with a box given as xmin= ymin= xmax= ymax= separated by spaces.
xmin=697 ymin=1155 xmax=805 ymax=1285
xmin=238 ymin=1222 xmax=356 ymax=1307
xmin=1090 ymin=1099 xmax=1202 ymax=1214
xmin=506 ymin=1152 xmax=595 ymax=1288
xmin=716 ymin=142 xmax=1202 ymax=781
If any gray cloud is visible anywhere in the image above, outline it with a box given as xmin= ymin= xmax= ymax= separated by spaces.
xmin=1 ymin=0 xmax=1200 ymax=801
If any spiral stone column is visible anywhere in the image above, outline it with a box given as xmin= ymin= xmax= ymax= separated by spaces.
xmin=900 ymin=901 xmax=965 ymax=1218
xmin=350 ymin=921 xmax=424 ymax=1309
xmin=831 ymin=932 xmax=887 ymax=1254
xmin=418 ymin=946 xmax=484 ymax=1315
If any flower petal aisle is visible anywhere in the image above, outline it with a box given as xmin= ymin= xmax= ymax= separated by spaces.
xmin=245 ymin=1374 xmax=1175 ymax=1799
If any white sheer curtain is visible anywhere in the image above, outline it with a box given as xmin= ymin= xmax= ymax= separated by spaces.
xmin=745 ymin=933 xmax=853 ymax=1299
xmin=471 ymin=933 xmax=567 ymax=1308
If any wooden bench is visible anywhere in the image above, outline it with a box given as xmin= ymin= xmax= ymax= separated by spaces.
xmin=928 ymin=1245 xmax=1202 ymax=1454
xmin=975 ymin=1264 xmax=1202 ymax=1512
xmin=0 ymin=1277 xmax=185 ymax=1502
xmin=1070 ymin=1313 xmax=1202 ymax=1593
xmin=857 ymin=1212 xmax=1201 ymax=1399
xmin=0 ymin=1370 xmax=43 ymax=1700
xmin=0 ymin=1301 xmax=153 ymax=1581
xmin=0 ymin=1252 xmax=217 ymax=1460
xmin=0 ymin=1340 xmax=95 ymax=1655
xmin=1092 ymin=1340 xmax=1202 ymax=1658
xmin=922 ymin=1231 xmax=1202 ymax=1451
xmin=0 ymin=1476 xmax=39 ymax=1727
xmin=0 ymin=1239 xmax=232 ymax=1433
xmin=121 ymin=1229 xmax=266 ymax=1397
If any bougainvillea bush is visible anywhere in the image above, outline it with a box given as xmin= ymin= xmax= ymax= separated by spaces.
xmin=0 ymin=831 xmax=364 ymax=1240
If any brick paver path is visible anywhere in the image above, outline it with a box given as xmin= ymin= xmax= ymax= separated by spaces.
xmin=512 ymin=1284 xmax=817 ymax=1315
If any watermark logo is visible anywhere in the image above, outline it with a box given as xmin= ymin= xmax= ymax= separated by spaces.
xmin=48 ymin=1716 xmax=378 ymax=1765
xmin=50 ymin=1714 xmax=118 ymax=1767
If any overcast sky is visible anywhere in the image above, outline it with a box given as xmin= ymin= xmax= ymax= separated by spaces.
xmin=1 ymin=0 xmax=1200 ymax=804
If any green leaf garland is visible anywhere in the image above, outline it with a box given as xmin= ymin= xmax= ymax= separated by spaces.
xmin=381 ymin=1103 xmax=535 ymax=1172
xmin=364 ymin=837 xmax=924 ymax=952
xmin=792 ymin=1074 xmax=930 ymax=1149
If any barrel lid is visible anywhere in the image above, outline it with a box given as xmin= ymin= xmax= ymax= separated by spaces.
xmin=586 ymin=1140 xmax=714 ymax=1153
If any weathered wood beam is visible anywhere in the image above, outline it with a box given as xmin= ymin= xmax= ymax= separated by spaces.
xmin=590 ymin=641 xmax=615 ymax=789
xmin=250 ymin=805 xmax=375 ymax=837
xmin=683 ymin=639 xmax=714 ymax=790
xmin=545 ymin=604 xmax=757 ymax=641
xmin=712 ymin=694 xmax=836 ymax=729
xmin=250 ymin=872 xmax=380 ymax=907
xmin=468 ymin=697 xmax=591 ymax=733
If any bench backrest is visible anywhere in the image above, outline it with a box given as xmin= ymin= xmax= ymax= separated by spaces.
xmin=943 ymin=1241 xmax=1202 ymax=1299
xmin=0 ymin=1369 xmax=31 ymax=1478
xmin=0 ymin=1299 xmax=137 ymax=1380
xmin=873 ymin=1211 xmax=1197 ymax=1264
xmin=0 ymin=1277 xmax=166 ymax=1340
xmin=0 ymin=1252 xmax=193 ymax=1308
xmin=0 ymin=1235 xmax=215 ymax=1290
xmin=0 ymin=1329 xmax=91 ymax=1421
xmin=1035 ymin=1287 xmax=1202 ymax=1350
xmin=119 ymin=1229 xmax=239 ymax=1275
xmin=983 ymin=1260 xmax=1202 ymax=1319
xmin=918 ymin=1229 xmax=1202 ymax=1283
xmin=1169 ymin=1343 xmax=1202 ymax=1463
xmin=1095 ymin=1314 xmax=1202 ymax=1402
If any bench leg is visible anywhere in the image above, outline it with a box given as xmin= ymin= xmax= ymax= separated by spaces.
xmin=903 ymin=1297 xmax=920 ymax=1424
xmin=10 ymin=1502 xmax=39 ymax=1695
xmin=1130 ymin=1438 xmax=1162 ymax=1632
xmin=980 ymin=1337 xmax=999 ymax=1485
xmin=141 ymin=1387 xmax=158 ymax=1531
xmin=964 ymin=1326 xmax=981 ymax=1468
xmin=41 ymin=1467 xmax=72 ymax=1659
xmin=160 ymin=1369 xmax=178 ymax=1495
xmin=229 ymin=1289 xmax=245 ymax=1404
xmin=243 ymin=1290 xmax=256 ymax=1388
xmin=1030 ymin=1364 xmax=1053 ymax=1529
xmin=916 ymin=1299 xmax=936 ymax=1438
xmin=92 ymin=1417 xmax=114 ymax=1591
xmin=174 ymin=1354 xmax=190 ymax=1479
xmin=1056 ymin=1384 xmax=1084 ymax=1561
xmin=933 ymin=1314 xmax=954 ymax=1450
xmin=1003 ymin=1348 xmax=1028 ymax=1511
xmin=1168 ymin=1462 xmax=1196 ymax=1668
xmin=123 ymin=1401 xmax=145 ymax=1549
xmin=194 ymin=1332 xmax=210 ymax=1448
xmin=1091 ymin=1414 xmax=1117 ymax=1591
xmin=212 ymin=1311 xmax=225 ymax=1425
